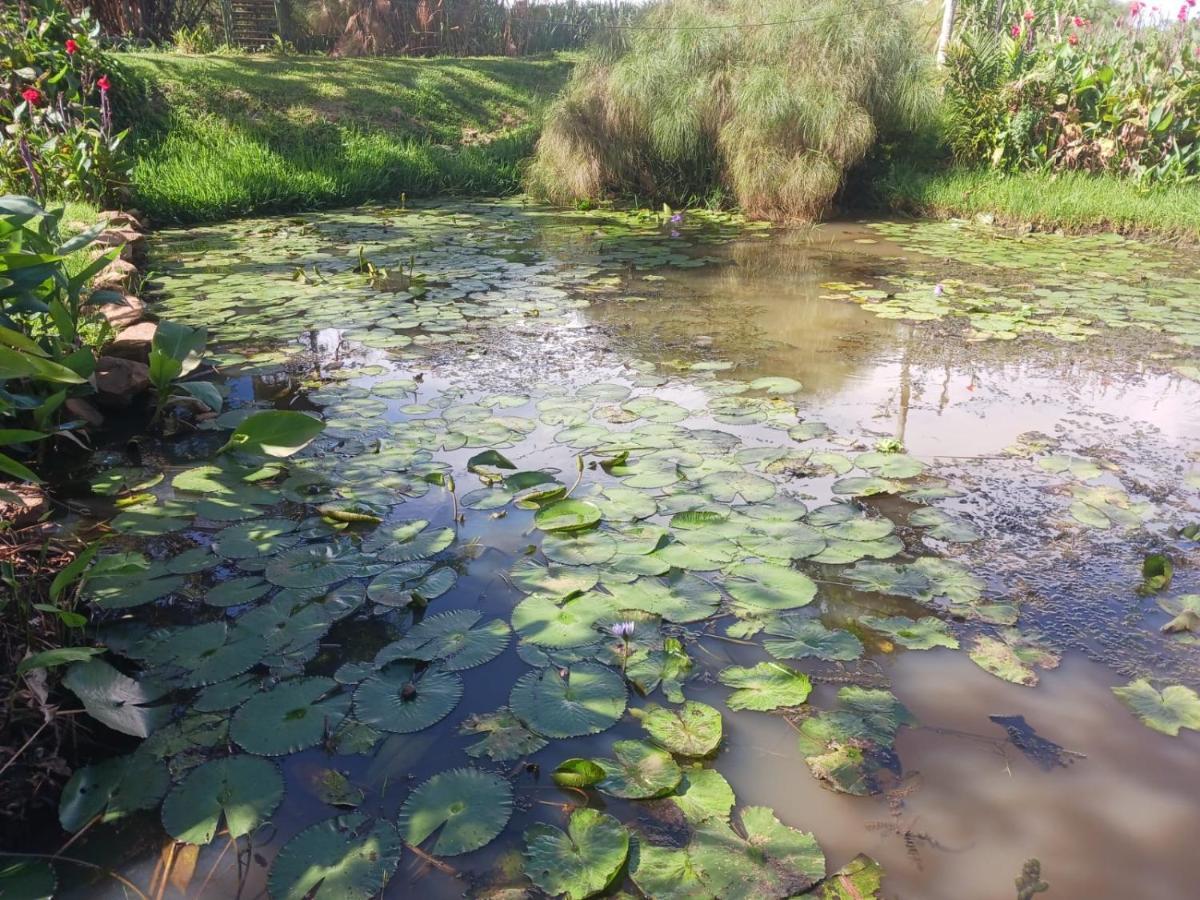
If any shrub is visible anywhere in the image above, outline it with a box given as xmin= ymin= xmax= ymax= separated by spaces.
xmin=525 ymin=0 xmax=934 ymax=220
xmin=0 ymin=1 xmax=131 ymax=203
xmin=943 ymin=0 xmax=1200 ymax=184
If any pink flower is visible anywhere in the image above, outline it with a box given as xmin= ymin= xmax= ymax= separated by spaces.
xmin=21 ymin=88 xmax=40 ymax=105
xmin=65 ymin=38 xmax=78 ymax=54
xmin=1069 ymin=33 xmax=1079 ymax=44
xmin=1179 ymin=3 xmax=1190 ymax=20
xmin=97 ymin=74 xmax=111 ymax=92
xmin=1011 ymin=24 xmax=1021 ymax=36
xmin=1023 ymin=8 xmax=1035 ymax=21
xmin=1130 ymin=0 xmax=1143 ymax=15
xmin=1073 ymin=15 xmax=1086 ymax=26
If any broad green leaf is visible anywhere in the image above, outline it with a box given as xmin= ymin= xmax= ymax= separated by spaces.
xmin=397 ymin=768 xmax=513 ymax=856
xmin=1112 ymin=679 xmax=1200 ymax=736
xmin=231 ymin=677 xmax=350 ymax=755
xmin=161 ymin=756 xmax=283 ymax=844
xmin=509 ymin=663 xmax=627 ymax=738
xmin=595 ymin=740 xmax=682 ymax=799
xmin=218 ymin=410 xmax=324 ymax=457
xmin=637 ymin=701 xmax=722 ymax=756
xmin=62 ymin=659 xmax=169 ymax=737
xmin=268 ymin=813 xmax=402 ymax=900
xmin=460 ymin=708 xmax=548 ymax=761
xmin=524 ymin=808 xmax=629 ymax=900
xmin=718 ymin=662 xmax=812 ymax=711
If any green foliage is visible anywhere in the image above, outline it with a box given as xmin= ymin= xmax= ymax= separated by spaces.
xmin=0 ymin=1 xmax=131 ymax=202
xmin=943 ymin=1 xmax=1200 ymax=184
xmin=527 ymin=0 xmax=934 ymax=219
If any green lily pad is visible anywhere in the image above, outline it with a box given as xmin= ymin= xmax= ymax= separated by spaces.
xmin=459 ymin=708 xmax=549 ymax=761
xmin=724 ymin=563 xmax=817 ymax=612
xmin=718 ymin=662 xmax=812 ymax=711
xmin=512 ymin=593 xmax=611 ymax=648
xmin=510 ymin=558 xmax=600 ymax=597
xmin=552 ymin=758 xmax=606 ymax=788
xmin=637 ymin=701 xmax=722 ymax=756
xmin=524 ymin=808 xmax=629 ymax=900
xmin=796 ymin=687 xmax=914 ymax=796
xmin=353 ymin=664 xmax=463 ymax=734
xmin=268 ymin=813 xmax=402 ymax=900
xmin=376 ymin=609 xmax=510 ymax=670
xmin=1112 ymin=679 xmax=1200 ymax=736
xmin=161 ymin=755 xmax=283 ymax=844
xmin=397 ymin=768 xmax=513 ymax=856
xmin=861 ymin=615 xmax=959 ymax=650
xmin=58 ymin=751 xmax=169 ymax=832
xmin=763 ymin=618 xmax=864 ymax=662
xmin=231 ymin=677 xmax=350 ymax=755
xmin=595 ymin=740 xmax=683 ymax=799
xmin=509 ymin=663 xmax=627 ymax=738
xmin=535 ymin=499 xmax=603 ymax=533
xmin=818 ymin=854 xmax=884 ymax=899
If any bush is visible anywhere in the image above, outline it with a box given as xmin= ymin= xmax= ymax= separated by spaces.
xmin=943 ymin=0 xmax=1200 ymax=184
xmin=0 ymin=1 xmax=131 ymax=203
xmin=525 ymin=0 xmax=934 ymax=220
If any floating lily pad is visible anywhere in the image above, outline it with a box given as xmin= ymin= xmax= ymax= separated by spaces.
xmin=58 ymin=751 xmax=169 ymax=832
xmin=1112 ymin=679 xmax=1200 ymax=736
xmin=796 ymin=687 xmax=914 ymax=795
xmin=763 ymin=618 xmax=864 ymax=662
xmin=63 ymin=659 xmax=169 ymax=738
xmin=861 ymin=615 xmax=958 ymax=650
xmin=231 ymin=677 xmax=350 ymax=755
xmin=509 ymin=664 xmax=627 ymax=738
xmin=724 ymin=563 xmax=817 ymax=612
xmin=460 ymin=708 xmax=548 ymax=761
xmin=719 ymin=662 xmax=812 ymax=711
xmin=595 ymin=740 xmax=683 ymax=799
xmin=397 ymin=768 xmax=513 ymax=856
xmin=353 ymin=665 xmax=463 ymax=734
xmin=637 ymin=701 xmax=722 ymax=756
xmin=535 ymin=499 xmax=603 ymax=533
xmin=161 ymin=755 xmax=283 ymax=844
xmin=377 ymin=609 xmax=510 ymax=670
xmin=524 ymin=808 xmax=629 ymax=900
xmin=512 ymin=593 xmax=611 ymax=648
xmin=268 ymin=813 xmax=402 ymax=900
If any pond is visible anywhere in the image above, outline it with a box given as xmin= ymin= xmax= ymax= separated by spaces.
xmin=49 ymin=200 xmax=1200 ymax=899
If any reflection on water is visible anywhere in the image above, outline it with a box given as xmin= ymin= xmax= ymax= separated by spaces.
xmin=64 ymin=206 xmax=1200 ymax=899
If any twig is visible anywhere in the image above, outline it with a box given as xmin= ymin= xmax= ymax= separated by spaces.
xmin=404 ymin=842 xmax=460 ymax=878
xmin=0 ymin=718 xmax=49 ymax=778
xmin=54 ymin=813 xmax=102 ymax=858
xmin=196 ymin=834 xmax=237 ymax=898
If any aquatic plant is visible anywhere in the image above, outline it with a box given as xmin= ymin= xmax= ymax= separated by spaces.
xmin=526 ymin=0 xmax=934 ymax=220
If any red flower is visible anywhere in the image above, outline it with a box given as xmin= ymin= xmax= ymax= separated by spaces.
xmin=21 ymin=88 xmax=40 ymax=105
xmin=1023 ymin=8 xmax=1035 ymax=20
xmin=1073 ymin=15 xmax=1085 ymax=26
xmin=65 ymin=38 xmax=78 ymax=54
xmin=1068 ymin=33 xmax=1079 ymax=44
xmin=97 ymin=75 xmax=111 ymax=93
xmin=1130 ymin=0 xmax=1143 ymax=15
xmin=1180 ymin=3 xmax=1190 ymax=20
xmin=1011 ymin=24 xmax=1021 ymax=36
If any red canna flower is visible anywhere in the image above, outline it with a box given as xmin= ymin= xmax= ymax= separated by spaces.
xmin=21 ymin=88 xmax=40 ymax=105
xmin=1023 ymin=8 xmax=1035 ymax=20
xmin=97 ymin=74 xmax=111 ymax=93
xmin=65 ymin=38 xmax=78 ymax=54
xmin=1068 ymin=33 xmax=1079 ymax=44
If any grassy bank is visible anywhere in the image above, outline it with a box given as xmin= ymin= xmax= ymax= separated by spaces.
xmin=874 ymin=163 xmax=1200 ymax=242
xmin=118 ymin=53 xmax=574 ymax=224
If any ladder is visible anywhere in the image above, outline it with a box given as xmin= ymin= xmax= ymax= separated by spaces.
xmin=219 ymin=0 xmax=286 ymax=48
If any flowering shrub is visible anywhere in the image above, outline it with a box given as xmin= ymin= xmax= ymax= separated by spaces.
xmin=1 ymin=2 xmax=130 ymax=202
xmin=944 ymin=0 xmax=1200 ymax=184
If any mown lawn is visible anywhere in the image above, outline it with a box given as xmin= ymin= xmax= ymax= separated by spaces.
xmin=118 ymin=53 xmax=575 ymax=223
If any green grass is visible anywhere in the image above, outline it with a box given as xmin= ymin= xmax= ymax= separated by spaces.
xmin=117 ymin=52 xmax=575 ymax=224
xmin=874 ymin=162 xmax=1200 ymax=242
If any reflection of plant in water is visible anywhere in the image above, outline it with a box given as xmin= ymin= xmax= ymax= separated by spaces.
xmin=867 ymin=775 xmax=967 ymax=871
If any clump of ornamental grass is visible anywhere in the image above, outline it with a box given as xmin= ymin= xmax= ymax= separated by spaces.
xmin=526 ymin=0 xmax=935 ymax=221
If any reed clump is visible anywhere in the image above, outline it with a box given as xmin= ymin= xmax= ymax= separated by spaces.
xmin=527 ymin=0 xmax=934 ymax=221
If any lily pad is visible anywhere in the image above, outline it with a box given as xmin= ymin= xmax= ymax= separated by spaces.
xmin=1112 ymin=679 xmax=1200 ymax=736
xmin=62 ymin=659 xmax=169 ymax=738
xmin=509 ymin=663 xmax=627 ymax=738
xmin=524 ymin=808 xmax=629 ymax=900
xmin=724 ymin=563 xmax=817 ymax=612
xmin=268 ymin=813 xmax=402 ymax=900
xmin=397 ymin=768 xmax=513 ymax=856
xmin=231 ymin=677 xmax=350 ymax=755
xmin=718 ymin=662 xmax=812 ymax=711
xmin=595 ymin=740 xmax=683 ymax=799
xmin=161 ymin=755 xmax=283 ymax=844
xmin=861 ymin=615 xmax=958 ymax=650
xmin=460 ymin=708 xmax=549 ymax=761
xmin=637 ymin=701 xmax=722 ymax=756
xmin=353 ymin=665 xmax=463 ymax=734
xmin=535 ymin=499 xmax=603 ymax=533
xmin=763 ymin=618 xmax=864 ymax=662
xmin=58 ymin=751 xmax=169 ymax=832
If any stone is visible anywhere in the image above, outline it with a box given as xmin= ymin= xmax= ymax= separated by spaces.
xmin=94 ymin=227 xmax=146 ymax=263
xmin=92 ymin=257 xmax=140 ymax=292
xmin=65 ymin=398 xmax=105 ymax=428
xmin=86 ymin=293 xmax=146 ymax=330
xmin=0 ymin=483 xmax=48 ymax=527
xmin=92 ymin=356 xmax=150 ymax=408
xmin=105 ymin=321 xmax=157 ymax=363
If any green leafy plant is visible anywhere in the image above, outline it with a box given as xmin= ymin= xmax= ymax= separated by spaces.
xmin=146 ymin=320 xmax=220 ymax=421
xmin=0 ymin=195 xmax=119 ymax=482
xmin=1 ymin=1 xmax=131 ymax=202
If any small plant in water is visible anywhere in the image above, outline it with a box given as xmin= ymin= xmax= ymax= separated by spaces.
xmin=611 ymin=620 xmax=635 ymax=672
